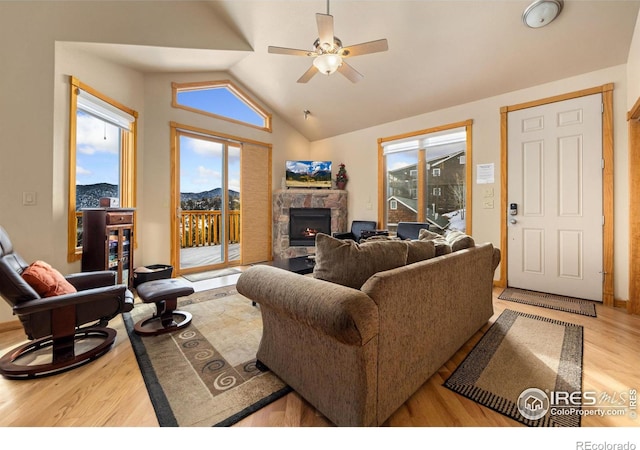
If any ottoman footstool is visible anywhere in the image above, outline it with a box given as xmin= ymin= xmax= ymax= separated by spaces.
xmin=134 ymin=278 xmax=194 ymax=336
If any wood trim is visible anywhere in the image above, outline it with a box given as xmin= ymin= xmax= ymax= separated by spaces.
xmin=500 ymin=84 xmax=614 ymax=305
xmin=501 ymin=84 xmax=613 ymax=114
xmin=378 ymin=119 xmax=473 ymax=145
xmin=417 ymin=149 xmax=426 ymax=220
xmin=169 ymin=126 xmax=179 ymax=275
xmin=465 ymin=122 xmax=473 ymax=236
xmin=171 ymin=80 xmax=272 ymax=133
xmin=628 ymin=97 xmax=640 ymax=314
xmin=602 ymin=87 xmax=614 ymax=306
xmin=67 ymin=77 xmax=80 ymax=262
xmin=377 ymin=139 xmax=385 ymax=227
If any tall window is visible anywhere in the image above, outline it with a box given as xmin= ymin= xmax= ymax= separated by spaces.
xmin=172 ymin=80 xmax=272 ymax=132
xmin=378 ymin=120 xmax=472 ymax=235
xmin=67 ymin=76 xmax=138 ymax=262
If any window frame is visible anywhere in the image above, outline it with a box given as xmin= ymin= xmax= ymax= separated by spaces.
xmin=171 ymin=80 xmax=272 ymax=133
xmin=377 ymin=119 xmax=473 ymax=234
xmin=67 ymin=76 xmax=138 ymax=262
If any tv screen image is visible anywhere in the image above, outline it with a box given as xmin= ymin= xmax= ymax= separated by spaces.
xmin=285 ymin=160 xmax=332 ymax=188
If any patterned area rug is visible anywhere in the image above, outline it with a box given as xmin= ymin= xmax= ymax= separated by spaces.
xmin=123 ymin=285 xmax=290 ymax=427
xmin=498 ymin=287 xmax=597 ymax=317
xmin=444 ymin=309 xmax=584 ymax=427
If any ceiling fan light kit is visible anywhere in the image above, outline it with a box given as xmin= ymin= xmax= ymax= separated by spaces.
xmin=522 ymin=0 xmax=564 ymax=28
xmin=313 ymin=53 xmax=343 ymax=75
xmin=267 ymin=0 xmax=388 ymax=83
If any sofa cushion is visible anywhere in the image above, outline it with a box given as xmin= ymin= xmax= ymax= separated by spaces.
xmin=21 ymin=260 xmax=77 ymax=298
xmin=445 ymin=230 xmax=475 ymax=252
xmin=417 ymin=228 xmax=452 ymax=256
xmin=406 ymin=240 xmax=436 ymax=264
xmin=313 ymin=233 xmax=409 ymax=289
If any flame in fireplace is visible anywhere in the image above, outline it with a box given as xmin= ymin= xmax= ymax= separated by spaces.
xmin=302 ymin=228 xmax=318 ymax=237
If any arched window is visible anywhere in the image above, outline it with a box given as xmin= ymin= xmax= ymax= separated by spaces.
xmin=172 ymin=80 xmax=272 ymax=132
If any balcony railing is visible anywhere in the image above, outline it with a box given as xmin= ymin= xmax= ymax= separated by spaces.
xmin=180 ymin=210 xmax=240 ymax=248
xmin=76 ymin=210 xmax=240 ymax=249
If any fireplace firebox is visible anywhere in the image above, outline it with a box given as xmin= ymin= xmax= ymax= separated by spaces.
xmin=289 ymin=208 xmax=331 ymax=246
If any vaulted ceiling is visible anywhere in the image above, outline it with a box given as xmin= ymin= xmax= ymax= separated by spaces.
xmin=70 ymin=0 xmax=640 ymax=141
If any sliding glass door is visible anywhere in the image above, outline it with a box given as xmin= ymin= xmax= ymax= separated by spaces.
xmin=176 ymin=131 xmax=240 ymax=273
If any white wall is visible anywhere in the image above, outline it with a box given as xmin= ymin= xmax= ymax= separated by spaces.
xmin=627 ymin=11 xmax=640 ymax=108
xmin=310 ymin=65 xmax=630 ymax=301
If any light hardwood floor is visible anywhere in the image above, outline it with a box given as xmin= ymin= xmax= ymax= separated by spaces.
xmin=1 ymin=286 xmax=639 ymax=430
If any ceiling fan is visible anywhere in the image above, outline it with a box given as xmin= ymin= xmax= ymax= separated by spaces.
xmin=267 ymin=0 xmax=389 ymax=83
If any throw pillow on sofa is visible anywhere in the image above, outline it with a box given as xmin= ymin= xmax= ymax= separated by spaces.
xmin=359 ymin=235 xmax=435 ymax=265
xmin=417 ymin=228 xmax=452 ymax=256
xmin=313 ymin=233 xmax=409 ymax=289
xmin=406 ymin=239 xmax=436 ymax=264
xmin=444 ymin=230 xmax=475 ymax=252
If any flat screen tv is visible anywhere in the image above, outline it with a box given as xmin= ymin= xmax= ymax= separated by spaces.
xmin=285 ymin=160 xmax=332 ymax=189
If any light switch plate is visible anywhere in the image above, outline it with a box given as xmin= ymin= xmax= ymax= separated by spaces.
xmin=483 ymin=199 xmax=494 ymax=209
xmin=22 ymin=191 xmax=37 ymax=206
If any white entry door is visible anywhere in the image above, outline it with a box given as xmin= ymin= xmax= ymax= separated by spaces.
xmin=507 ymin=94 xmax=603 ymax=301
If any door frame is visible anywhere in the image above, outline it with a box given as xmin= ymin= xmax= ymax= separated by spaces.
xmin=169 ymin=121 xmax=272 ymax=277
xmin=499 ymin=84 xmax=615 ymax=306
xmin=628 ymin=95 xmax=640 ymax=314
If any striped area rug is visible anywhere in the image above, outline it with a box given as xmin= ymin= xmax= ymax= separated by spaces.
xmin=498 ymin=287 xmax=597 ymax=317
xmin=444 ymin=309 xmax=584 ymax=427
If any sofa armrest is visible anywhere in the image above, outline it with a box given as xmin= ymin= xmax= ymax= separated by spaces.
xmin=237 ymin=265 xmax=378 ymax=346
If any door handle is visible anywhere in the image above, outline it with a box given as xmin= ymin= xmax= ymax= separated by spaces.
xmin=509 ymin=218 xmax=517 ymax=225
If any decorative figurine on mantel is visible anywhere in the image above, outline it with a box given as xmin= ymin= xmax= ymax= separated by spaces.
xmin=335 ymin=163 xmax=348 ymax=190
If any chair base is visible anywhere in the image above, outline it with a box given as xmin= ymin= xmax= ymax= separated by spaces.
xmin=0 ymin=327 xmax=117 ymax=379
xmin=133 ymin=311 xmax=192 ymax=336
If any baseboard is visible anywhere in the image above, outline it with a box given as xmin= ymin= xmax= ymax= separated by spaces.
xmin=0 ymin=319 xmax=21 ymax=333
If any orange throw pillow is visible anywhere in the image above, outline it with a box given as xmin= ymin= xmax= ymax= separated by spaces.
xmin=22 ymin=260 xmax=77 ymax=298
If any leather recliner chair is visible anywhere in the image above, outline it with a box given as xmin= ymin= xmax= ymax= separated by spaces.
xmin=0 ymin=225 xmax=134 ymax=379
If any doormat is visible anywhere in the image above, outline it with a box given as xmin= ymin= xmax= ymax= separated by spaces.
xmin=444 ymin=309 xmax=584 ymax=427
xmin=498 ymin=287 xmax=597 ymax=317
xmin=123 ymin=285 xmax=291 ymax=426
xmin=182 ymin=268 xmax=243 ymax=283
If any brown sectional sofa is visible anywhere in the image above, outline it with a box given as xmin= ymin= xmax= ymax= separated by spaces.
xmin=236 ymin=233 xmax=501 ymax=426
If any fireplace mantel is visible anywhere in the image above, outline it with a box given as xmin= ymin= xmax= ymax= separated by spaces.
xmin=273 ymin=189 xmax=347 ymax=260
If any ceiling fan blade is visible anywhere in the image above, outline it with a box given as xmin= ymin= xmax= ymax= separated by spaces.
xmin=268 ymin=46 xmax=314 ymax=57
xmin=297 ymin=65 xmax=319 ymax=83
xmin=337 ymin=62 xmax=364 ymax=83
xmin=341 ymin=39 xmax=389 ymax=57
xmin=316 ymin=13 xmax=335 ymax=47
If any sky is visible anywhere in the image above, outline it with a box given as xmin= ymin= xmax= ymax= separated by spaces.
xmin=179 ymin=135 xmax=240 ymax=194
xmin=75 ymin=91 xmax=245 ymax=195
xmin=75 ymin=110 xmax=121 ymax=186
xmin=177 ymin=87 xmax=264 ymax=127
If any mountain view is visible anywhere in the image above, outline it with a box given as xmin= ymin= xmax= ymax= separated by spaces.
xmin=76 ymin=183 xmax=240 ymax=211
xmin=76 ymin=183 xmax=118 ymax=210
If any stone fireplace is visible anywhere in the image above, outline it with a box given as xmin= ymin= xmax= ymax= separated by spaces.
xmin=273 ymin=189 xmax=347 ymax=260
